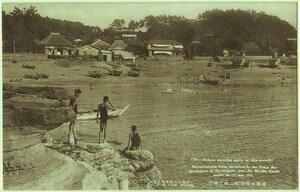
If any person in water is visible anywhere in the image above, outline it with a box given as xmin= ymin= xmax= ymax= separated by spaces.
xmin=96 ymin=96 xmax=115 ymax=143
xmin=69 ymin=88 xmax=81 ymax=143
xmin=126 ymin=125 xmax=143 ymax=150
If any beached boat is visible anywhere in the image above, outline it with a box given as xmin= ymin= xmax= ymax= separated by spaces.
xmin=88 ymin=71 xmax=102 ymax=78
xmin=127 ymin=70 xmax=139 ymax=77
xmin=108 ymin=69 xmax=123 ymax=76
xmin=24 ymin=74 xmax=40 ymax=80
xmin=36 ymin=73 xmax=49 ymax=79
xmin=219 ymin=72 xmax=231 ymax=79
xmin=200 ymin=75 xmax=219 ymax=85
xmin=202 ymin=79 xmax=219 ymax=85
xmin=22 ymin=64 xmax=36 ymax=69
xmin=78 ymin=104 xmax=130 ymax=120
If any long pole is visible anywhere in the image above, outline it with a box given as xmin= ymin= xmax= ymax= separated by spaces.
xmin=13 ymin=40 xmax=16 ymax=54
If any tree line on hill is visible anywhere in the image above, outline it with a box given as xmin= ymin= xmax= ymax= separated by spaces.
xmin=2 ymin=6 xmax=297 ymax=55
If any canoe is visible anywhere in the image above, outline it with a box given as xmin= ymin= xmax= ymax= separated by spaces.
xmin=78 ymin=104 xmax=130 ymax=120
xmin=202 ymin=79 xmax=219 ymax=85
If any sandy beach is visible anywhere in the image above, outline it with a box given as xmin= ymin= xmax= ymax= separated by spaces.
xmin=3 ymin=53 xmax=297 ymax=189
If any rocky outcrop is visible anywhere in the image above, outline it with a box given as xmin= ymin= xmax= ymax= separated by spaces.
xmin=2 ymin=85 xmax=109 ymax=190
xmin=4 ymin=144 xmax=110 ymax=190
xmin=48 ymin=142 xmax=162 ymax=190
xmin=4 ymin=95 xmax=75 ymax=129
xmin=3 ymin=83 xmax=70 ymax=100
xmin=3 ymin=84 xmax=162 ymax=190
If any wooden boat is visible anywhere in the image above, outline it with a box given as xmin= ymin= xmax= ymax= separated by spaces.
xmin=36 ymin=73 xmax=49 ymax=79
xmin=219 ymin=72 xmax=231 ymax=79
xmin=24 ymin=74 xmax=40 ymax=80
xmin=202 ymin=79 xmax=219 ymax=85
xmin=88 ymin=71 xmax=102 ymax=78
xmin=78 ymin=105 xmax=130 ymax=120
xmin=22 ymin=64 xmax=36 ymax=69
xmin=127 ymin=70 xmax=139 ymax=77
xmin=200 ymin=76 xmax=219 ymax=85
xmin=108 ymin=69 xmax=122 ymax=76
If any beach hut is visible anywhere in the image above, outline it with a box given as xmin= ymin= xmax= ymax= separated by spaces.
xmin=99 ymin=50 xmax=113 ymax=62
xmin=39 ymin=33 xmax=75 ymax=58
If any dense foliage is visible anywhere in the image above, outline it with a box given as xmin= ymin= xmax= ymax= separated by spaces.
xmin=2 ymin=6 xmax=296 ymax=55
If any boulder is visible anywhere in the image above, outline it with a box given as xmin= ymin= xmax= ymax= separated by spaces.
xmin=4 ymin=96 xmax=76 ymax=128
xmin=14 ymin=86 xmax=70 ymax=100
xmin=124 ymin=150 xmax=154 ymax=161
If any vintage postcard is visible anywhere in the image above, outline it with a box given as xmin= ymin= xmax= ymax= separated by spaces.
xmin=1 ymin=0 xmax=298 ymax=190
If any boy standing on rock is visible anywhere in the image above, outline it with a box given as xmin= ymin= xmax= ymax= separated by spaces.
xmin=96 ymin=96 xmax=115 ymax=143
xmin=69 ymin=88 xmax=81 ymax=143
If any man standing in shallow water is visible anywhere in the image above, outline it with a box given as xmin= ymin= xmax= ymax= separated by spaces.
xmin=96 ymin=96 xmax=115 ymax=143
xmin=69 ymin=88 xmax=81 ymax=143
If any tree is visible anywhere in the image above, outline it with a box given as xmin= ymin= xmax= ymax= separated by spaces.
xmin=243 ymin=42 xmax=261 ymax=55
xmin=110 ymin=18 xmax=125 ymax=31
xmin=127 ymin=20 xmax=139 ymax=32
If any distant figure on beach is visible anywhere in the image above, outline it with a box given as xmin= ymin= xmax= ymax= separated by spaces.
xmin=90 ymin=83 xmax=94 ymax=90
xmin=124 ymin=125 xmax=143 ymax=151
xmin=177 ymin=77 xmax=182 ymax=84
xmin=69 ymin=88 xmax=82 ymax=143
xmin=96 ymin=96 xmax=115 ymax=143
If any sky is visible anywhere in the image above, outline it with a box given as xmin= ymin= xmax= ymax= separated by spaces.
xmin=2 ymin=1 xmax=298 ymax=29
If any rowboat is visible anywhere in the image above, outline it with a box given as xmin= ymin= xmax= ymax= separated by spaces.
xmin=200 ymin=75 xmax=219 ymax=85
xmin=88 ymin=71 xmax=102 ymax=78
xmin=127 ymin=70 xmax=139 ymax=77
xmin=78 ymin=104 xmax=130 ymax=120
xmin=108 ymin=69 xmax=122 ymax=76
xmin=202 ymin=79 xmax=219 ymax=85
xmin=22 ymin=64 xmax=36 ymax=69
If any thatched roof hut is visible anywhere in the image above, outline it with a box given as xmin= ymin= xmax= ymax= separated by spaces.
xmin=38 ymin=33 xmax=73 ymax=47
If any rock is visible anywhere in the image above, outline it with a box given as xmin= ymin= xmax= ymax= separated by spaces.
xmin=4 ymin=146 xmax=111 ymax=190
xmin=3 ymin=83 xmax=16 ymax=92
xmin=79 ymin=147 xmax=116 ymax=163
xmin=124 ymin=150 xmax=154 ymax=161
xmin=3 ymin=128 xmax=42 ymax=152
xmin=3 ymin=143 xmax=47 ymax=172
xmin=40 ymin=132 xmax=53 ymax=144
xmin=4 ymin=96 xmax=76 ymax=128
xmin=3 ymin=84 xmax=70 ymax=100
xmin=131 ymin=160 xmax=155 ymax=172
xmin=141 ymin=166 xmax=162 ymax=181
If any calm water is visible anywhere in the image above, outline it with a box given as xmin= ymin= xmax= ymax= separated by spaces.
xmin=64 ymin=80 xmax=297 ymax=189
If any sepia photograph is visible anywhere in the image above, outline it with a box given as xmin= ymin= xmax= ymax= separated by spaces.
xmin=1 ymin=0 xmax=298 ymax=190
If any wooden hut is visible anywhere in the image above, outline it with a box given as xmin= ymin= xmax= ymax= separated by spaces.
xmin=38 ymin=33 xmax=75 ymax=59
